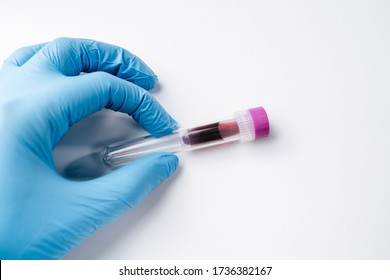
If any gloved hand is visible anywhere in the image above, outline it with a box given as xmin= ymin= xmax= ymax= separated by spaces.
xmin=0 ymin=37 xmax=179 ymax=259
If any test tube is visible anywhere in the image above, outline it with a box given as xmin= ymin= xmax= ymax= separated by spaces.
xmin=102 ymin=107 xmax=270 ymax=168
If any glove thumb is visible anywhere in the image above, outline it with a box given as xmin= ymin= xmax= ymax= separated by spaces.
xmin=83 ymin=152 xmax=179 ymax=225
xmin=28 ymin=153 xmax=178 ymax=259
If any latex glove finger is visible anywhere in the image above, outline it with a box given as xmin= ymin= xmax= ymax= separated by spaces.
xmin=3 ymin=43 xmax=48 ymax=67
xmin=27 ymin=37 xmax=157 ymax=90
xmin=71 ymin=153 xmax=178 ymax=235
xmin=14 ymin=153 xmax=178 ymax=259
xmin=46 ymin=72 xmax=176 ymax=147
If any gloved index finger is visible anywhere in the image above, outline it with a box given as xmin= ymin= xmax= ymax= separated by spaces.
xmin=28 ymin=37 xmax=158 ymax=90
xmin=46 ymin=72 xmax=177 ymax=147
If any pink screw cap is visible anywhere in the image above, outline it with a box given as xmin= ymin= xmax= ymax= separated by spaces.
xmin=249 ymin=107 xmax=270 ymax=139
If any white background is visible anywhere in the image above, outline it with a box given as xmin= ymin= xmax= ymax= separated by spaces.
xmin=1 ymin=0 xmax=389 ymax=259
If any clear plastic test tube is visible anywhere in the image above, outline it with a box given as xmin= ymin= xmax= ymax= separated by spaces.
xmin=102 ymin=106 xmax=270 ymax=168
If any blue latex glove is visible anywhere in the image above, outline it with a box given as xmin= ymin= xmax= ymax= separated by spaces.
xmin=0 ymin=38 xmax=179 ymax=259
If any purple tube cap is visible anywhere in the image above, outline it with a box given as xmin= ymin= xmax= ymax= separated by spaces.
xmin=249 ymin=107 xmax=270 ymax=139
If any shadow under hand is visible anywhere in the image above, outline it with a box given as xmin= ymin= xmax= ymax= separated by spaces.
xmin=63 ymin=151 xmax=112 ymax=180
xmin=53 ymin=109 xmax=145 ymax=181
